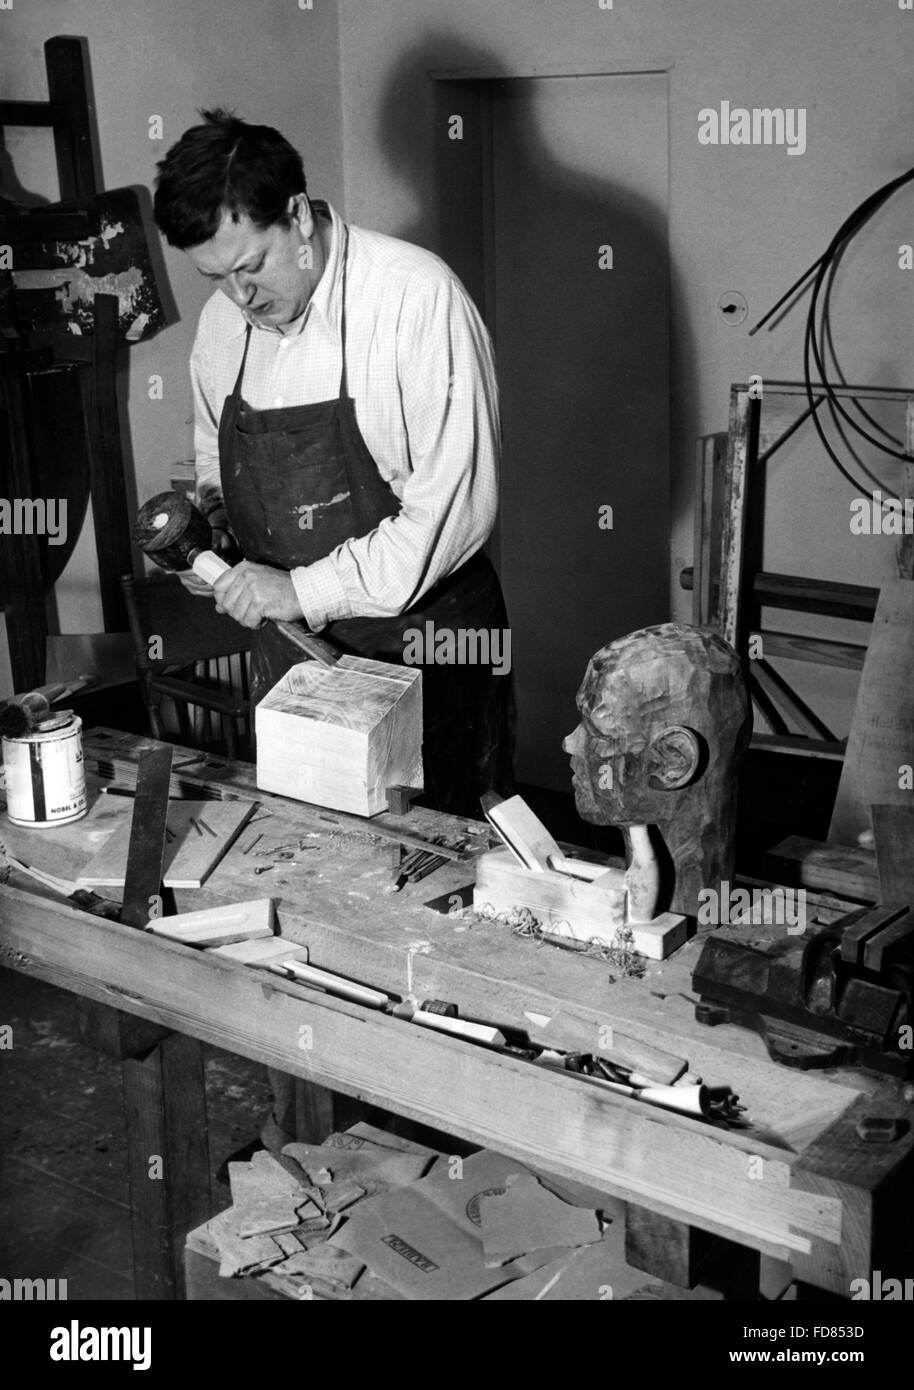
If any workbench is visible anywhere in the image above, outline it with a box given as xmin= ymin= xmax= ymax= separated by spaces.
xmin=1 ymin=728 xmax=912 ymax=1300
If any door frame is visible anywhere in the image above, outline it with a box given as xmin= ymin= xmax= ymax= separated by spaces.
xmin=428 ymin=61 xmax=673 ymax=572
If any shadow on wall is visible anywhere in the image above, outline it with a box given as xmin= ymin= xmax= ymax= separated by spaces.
xmin=360 ymin=32 xmax=697 ymax=791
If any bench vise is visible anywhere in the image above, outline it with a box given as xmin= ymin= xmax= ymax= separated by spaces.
xmin=692 ymin=904 xmax=914 ymax=1077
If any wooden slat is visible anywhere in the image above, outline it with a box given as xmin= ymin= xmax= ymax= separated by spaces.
xmin=0 ymin=100 xmax=68 ymax=127
xmin=0 ymin=212 xmax=91 ymax=243
xmin=829 ymin=579 xmax=914 ymax=843
xmin=750 ymin=734 xmax=845 ymax=761
xmin=45 ymin=36 xmax=98 ymax=200
xmin=898 ymin=400 xmax=914 ymax=580
xmin=691 ymin=432 xmax=726 ymax=626
xmin=0 ymin=362 xmax=48 ymax=689
xmin=88 ymin=294 xmax=131 ymax=632
xmin=758 ymin=630 xmax=866 ymax=671
xmin=714 ymin=388 xmax=759 ymax=647
xmin=76 ymin=798 xmax=255 ymax=889
xmin=681 ymin=569 xmax=878 ymax=620
xmin=752 ymin=572 xmax=878 ymax=620
xmin=872 ymin=803 xmax=914 ymax=902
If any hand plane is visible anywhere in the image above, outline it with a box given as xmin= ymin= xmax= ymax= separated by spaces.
xmin=692 ymin=903 xmax=913 ymax=1077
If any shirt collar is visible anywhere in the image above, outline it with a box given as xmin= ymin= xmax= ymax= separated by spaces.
xmin=227 ymin=199 xmax=345 ymax=340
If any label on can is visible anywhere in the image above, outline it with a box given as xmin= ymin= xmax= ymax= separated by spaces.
xmin=2 ymin=713 xmax=87 ymax=827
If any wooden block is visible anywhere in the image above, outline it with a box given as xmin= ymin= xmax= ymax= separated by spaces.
xmin=625 ymin=1204 xmax=759 ymax=1294
xmin=256 ymin=656 xmax=423 ymax=817
xmin=147 ymin=898 xmax=274 ymax=946
xmin=473 ymin=848 xmax=687 ymax=960
xmin=76 ymin=798 xmax=255 ymax=889
xmin=829 ymin=579 xmax=914 ymax=844
xmin=767 ymin=836 xmax=879 ymax=901
xmin=209 ymin=936 xmax=309 ymax=966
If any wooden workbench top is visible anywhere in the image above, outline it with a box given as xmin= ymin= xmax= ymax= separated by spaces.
xmin=2 ymin=728 xmax=911 ymax=1294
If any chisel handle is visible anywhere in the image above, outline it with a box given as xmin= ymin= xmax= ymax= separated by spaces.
xmin=191 ymin=550 xmax=339 ymax=668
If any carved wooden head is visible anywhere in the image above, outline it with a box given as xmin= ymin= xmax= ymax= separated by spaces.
xmin=564 ymin=623 xmax=751 ymax=828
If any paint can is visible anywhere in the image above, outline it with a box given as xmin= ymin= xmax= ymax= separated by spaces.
xmin=1 ymin=712 xmax=87 ymax=828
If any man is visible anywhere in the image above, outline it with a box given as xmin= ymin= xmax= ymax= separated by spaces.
xmin=153 ymin=109 xmax=513 ymax=817
xmin=153 ymin=110 xmax=514 ymax=1159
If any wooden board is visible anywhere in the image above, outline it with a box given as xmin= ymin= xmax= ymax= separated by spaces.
xmin=76 ymin=798 xmax=255 ymax=889
xmin=872 ymin=803 xmax=914 ymax=902
xmin=147 ymin=898 xmax=274 ymax=946
xmin=256 ymin=656 xmax=423 ymax=817
xmin=208 ymin=936 xmax=309 ymax=966
xmin=829 ymin=579 xmax=914 ymax=844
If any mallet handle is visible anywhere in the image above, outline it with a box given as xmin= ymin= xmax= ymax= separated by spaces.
xmin=190 ymin=551 xmax=339 ymax=669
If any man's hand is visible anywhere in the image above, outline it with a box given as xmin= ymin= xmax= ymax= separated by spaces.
xmin=212 ymin=561 xmax=304 ymax=627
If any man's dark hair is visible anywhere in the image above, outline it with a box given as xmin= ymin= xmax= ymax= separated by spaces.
xmin=153 ymin=108 xmax=307 ymax=249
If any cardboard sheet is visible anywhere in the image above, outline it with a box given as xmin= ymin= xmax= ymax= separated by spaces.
xmin=328 ymin=1151 xmax=547 ymax=1300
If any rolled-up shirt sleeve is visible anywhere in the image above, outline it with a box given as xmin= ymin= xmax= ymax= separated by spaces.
xmin=289 ymin=274 xmax=500 ymax=630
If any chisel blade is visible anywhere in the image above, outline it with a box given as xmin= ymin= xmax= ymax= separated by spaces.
xmin=120 ymin=744 xmax=174 ymax=930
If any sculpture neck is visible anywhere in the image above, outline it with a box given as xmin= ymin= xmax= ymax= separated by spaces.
xmin=653 ymin=777 xmax=739 ymax=917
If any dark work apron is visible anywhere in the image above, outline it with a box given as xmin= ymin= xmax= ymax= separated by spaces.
xmin=218 ymin=224 xmax=514 ymax=815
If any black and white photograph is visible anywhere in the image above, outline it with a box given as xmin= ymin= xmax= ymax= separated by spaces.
xmin=0 ymin=0 xmax=912 ymax=1360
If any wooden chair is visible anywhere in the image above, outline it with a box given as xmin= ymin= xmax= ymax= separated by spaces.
xmin=121 ymin=572 xmax=254 ymax=759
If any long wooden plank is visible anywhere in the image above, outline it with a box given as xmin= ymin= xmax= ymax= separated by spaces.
xmin=77 ymin=798 xmax=255 ymax=888
xmin=714 ymin=387 xmax=757 ymax=647
xmin=0 ymin=885 xmax=854 ymax=1271
xmin=829 ymin=579 xmax=914 ymax=843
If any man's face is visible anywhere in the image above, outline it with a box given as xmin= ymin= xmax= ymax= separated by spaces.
xmin=186 ymin=196 xmax=318 ymax=328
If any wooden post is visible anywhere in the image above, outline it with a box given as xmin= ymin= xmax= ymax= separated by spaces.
xmin=88 ymin=293 xmax=132 ymax=631
xmin=294 ymin=1080 xmax=367 ymax=1143
xmin=45 ymin=37 xmax=99 ymax=200
xmin=0 ymin=356 xmax=48 ymax=690
xmin=122 ymin=1030 xmax=212 ymax=1300
xmin=713 ymin=387 xmax=761 ymax=650
xmin=625 ymin=1204 xmax=760 ymax=1296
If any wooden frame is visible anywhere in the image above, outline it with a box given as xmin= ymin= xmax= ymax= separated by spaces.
xmin=683 ymin=381 xmax=914 ymax=759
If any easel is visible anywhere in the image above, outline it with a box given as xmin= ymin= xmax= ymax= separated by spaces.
xmin=0 ymin=37 xmax=133 ymax=691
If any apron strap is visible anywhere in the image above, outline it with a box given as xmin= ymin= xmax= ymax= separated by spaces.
xmin=232 ymin=324 xmax=253 ymax=403
xmin=338 ymin=224 xmax=350 ymax=401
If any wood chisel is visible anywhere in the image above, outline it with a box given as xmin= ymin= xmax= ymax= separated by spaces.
xmin=119 ymin=744 xmax=174 ymax=929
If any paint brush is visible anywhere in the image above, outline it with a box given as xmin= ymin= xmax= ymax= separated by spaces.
xmin=0 ymin=692 xmax=53 ymax=739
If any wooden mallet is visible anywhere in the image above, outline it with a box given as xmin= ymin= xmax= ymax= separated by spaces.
xmin=133 ymin=491 xmax=338 ymax=668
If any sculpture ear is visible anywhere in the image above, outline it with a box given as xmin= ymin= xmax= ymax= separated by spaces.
xmin=647 ymin=725 xmax=701 ymax=790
